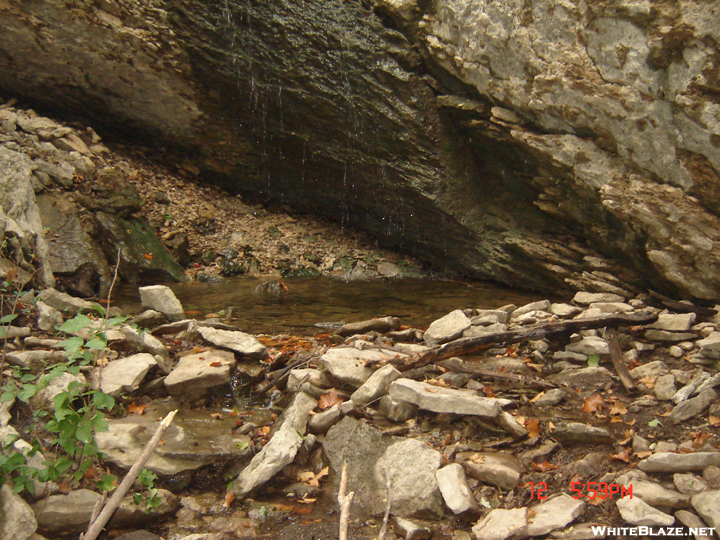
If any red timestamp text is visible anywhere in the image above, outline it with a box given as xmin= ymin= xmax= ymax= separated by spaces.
xmin=528 ymin=482 xmax=633 ymax=500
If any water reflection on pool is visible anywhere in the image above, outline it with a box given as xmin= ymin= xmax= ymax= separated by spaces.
xmin=114 ymin=277 xmax=548 ymax=335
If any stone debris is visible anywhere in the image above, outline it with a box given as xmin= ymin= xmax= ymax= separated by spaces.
xmin=197 ymin=326 xmax=267 ymax=359
xmin=32 ymin=489 xmax=102 ymax=534
xmin=388 ymin=378 xmax=501 ymax=418
xmin=138 ymin=285 xmax=186 ymax=322
xmin=423 ymin=309 xmax=471 ymax=345
xmin=0 ymin=484 xmax=37 ymax=540
xmin=472 ymin=507 xmax=528 ymax=540
xmin=350 ymin=364 xmax=402 ymax=405
xmin=435 ymin=463 xmax=480 ymax=515
xmin=616 ymin=496 xmax=675 ymax=527
xmin=96 ymin=353 xmax=157 ymax=397
xmin=164 ymin=349 xmax=236 ymax=401
xmin=520 ymin=495 xmax=586 ymax=537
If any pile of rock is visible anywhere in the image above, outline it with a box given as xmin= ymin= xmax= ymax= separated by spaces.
xmin=1 ymin=286 xmax=719 ymax=540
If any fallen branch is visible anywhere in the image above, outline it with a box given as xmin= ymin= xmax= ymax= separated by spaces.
xmin=337 ymin=461 xmax=354 ymax=540
xmin=436 ymin=360 xmax=557 ymax=389
xmin=605 ymin=327 xmax=636 ymax=393
xmin=80 ymin=409 xmax=178 ymax=540
xmin=375 ymin=310 xmax=659 ymax=372
xmin=646 ymin=290 xmax=717 ymax=317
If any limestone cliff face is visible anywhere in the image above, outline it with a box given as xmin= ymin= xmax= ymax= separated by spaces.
xmin=1 ymin=0 xmax=718 ymax=298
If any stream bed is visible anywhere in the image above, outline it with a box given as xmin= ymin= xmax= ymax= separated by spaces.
xmin=114 ymin=277 xmax=547 ymax=335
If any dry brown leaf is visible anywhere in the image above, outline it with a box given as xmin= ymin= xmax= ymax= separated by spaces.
xmin=548 ymin=421 xmax=555 ymax=431
xmin=582 ymin=393 xmax=605 ymax=414
xmin=691 ymin=431 xmax=712 ymax=448
xmin=210 ymin=413 xmax=223 ymax=420
xmin=298 ymin=496 xmax=317 ymax=504
xmin=297 ymin=466 xmax=330 ymax=487
xmin=424 ymin=387 xmax=439 ymax=393
xmin=635 ymin=451 xmax=652 ymax=458
xmin=482 ymin=385 xmax=495 ymax=398
xmin=530 ymin=392 xmax=546 ymax=403
xmin=470 ymin=453 xmax=486 ymax=465
xmin=223 ymin=492 xmax=235 ymax=508
xmin=611 ymin=448 xmax=632 ymax=463
xmin=530 ymin=460 xmax=558 ymax=472
xmin=588 ymin=495 xmax=605 ymax=506
xmin=710 ymin=415 xmax=720 ymax=427
xmin=639 ymin=375 xmax=656 ymax=389
xmin=525 ymin=418 xmax=541 ymax=438
xmin=609 ymin=402 xmax=628 ymax=416
xmin=128 ymin=402 xmax=148 ymax=415
xmin=209 ymin=361 xmax=223 ymax=367
xmin=318 ymin=389 xmax=343 ymax=410
xmin=610 ymin=417 xmax=624 ymax=423
xmin=294 ymin=506 xmax=313 ymax=514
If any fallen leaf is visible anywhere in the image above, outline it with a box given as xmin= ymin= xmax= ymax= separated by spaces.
xmin=691 ymin=431 xmax=712 ymax=448
xmin=57 ymin=482 xmax=73 ymax=494
xmin=224 ymin=492 xmax=235 ymax=508
xmin=635 ymin=451 xmax=652 ymax=458
xmin=424 ymin=387 xmax=438 ymax=393
xmin=261 ymin=426 xmax=271 ymax=435
xmin=469 ymin=453 xmax=486 ymax=465
xmin=143 ymin=253 xmax=154 ymax=260
xmin=506 ymin=346 xmax=518 ymax=357
xmin=297 ymin=466 xmax=330 ymax=487
xmin=617 ymin=429 xmax=635 ymax=445
xmin=639 ymin=376 xmax=656 ymax=389
xmin=609 ymin=402 xmax=628 ymax=416
xmin=530 ymin=460 xmax=558 ymax=472
xmin=128 ymin=402 xmax=148 ymax=415
xmin=302 ymin=519 xmax=322 ymax=524
xmin=582 ymin=393 xmax=605 ymax=414
xmin=298 ymin=496 xmax=317 ymax=504
xmin=210 ymin=413 xmax=223 ymax=420
xmin=548 ymin=421 xmax=555 ymax=431
xmin=610 ymin=417 xmax=624 ymax=423
xmin=611 ymin=448 xmax=632 ymax=463
xmin=588 ymin=495 xmax=605 ymax=506
xmin=482 ymin=385 xmax=495 ymax=397
xmin=569 ymin=474 xmax=582 ymax=485
xmin=525 ymin=418 xmax=541 ymax=438
xmin=158 ymin=439 xmax=166 ymax=446
xmin=710 ymin=415 xmax=720 ymax=427
xmin=530 ymin=392 xmax=546 ymax=403
xmin=318 ymin=389 xmax=343 ymax=409
xmin=209 ymin=361 xmax=223 ymax=367
xmin=83 ymin=467 xmax=99 ymax=480
xmin=294 ymin=506 xmax=313 ymax=515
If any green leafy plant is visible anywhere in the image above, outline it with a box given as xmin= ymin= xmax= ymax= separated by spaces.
xmin=133 ymin=468 xmax=163 ymax=513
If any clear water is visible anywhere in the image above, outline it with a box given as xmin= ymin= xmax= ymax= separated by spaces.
xmin=114 ymin=277 xmax=547 ymax=335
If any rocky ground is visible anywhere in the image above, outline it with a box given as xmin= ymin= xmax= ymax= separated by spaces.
xmin=1 ymin=285 xmax=719 ymax=540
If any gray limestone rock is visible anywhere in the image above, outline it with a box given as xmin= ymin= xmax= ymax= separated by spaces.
xmin=472 ymin=507 xmax=527 ymax=540
xmin=549 ymin=303 xmax=583 ymax=318
xmin=520 ymin=495 xmax=586 ymax=537
xmin=511 ymin=300 xmax=551 ymax=319
xmin=552 ymin=423 xmax=613 ymax=445
xmin=697 ymin=332 xmax=720 ymax=352
xmin=319 ymin=347 xmax=386 ymax=388
xmin=616 ymin=497 xmax=674 ymax=527
xmin=96 ymin=353 xmax=157 ymax=398
xmin=164 ymin=349 xmax=237 ymax=400
xmin=629 ymin=360 xmax=669 ymax=379
xmin=648 ymin=313 xmax=697 ymax=332
xmin=196 ymin=326 xmax=267 ymax=359
xmin=565 ymin=337 xmax=609 ymax=356
xmin=35 ymin=300 xmax=63 ymax=333
xmin=350 ymin=364 xmax=402 ymax=405
xmin=379 ymin=394 xmax=418 ymax=422
xmin=674 ymin=473 xmax=709 ymax=497
xmin=638 ymin=452 xmax=720 ymax=473
xmin=30 ymin=371 xmax=87 ymax=413
xmin=232 ymin=425 xmax=303 ymax=497
xmin=270 ymin=391 xmax=317 ymax=435
xmin=620 ymin=479 xmax=690 ymax=508
xmin=588 ymin=302 xmax=634 ymax=313
xmin=308 ymin=404 xmax=342 ymax=434
xmin=691 ymin=490 xmax=720 ymax=530
xmin=573 ymin=292 xmax=625 ymax=305
xmin=36 ymin=288 xmax=98 ymax=315
xmin=388 ymin=378 xmax=501 ymax=418
xmin=496 ymin=411 xmax=528 ymax=438
xmin=392 ymin=517 xmax=432 ymax=540
xmin=423 ymin=310 xmax=471 ymax=346
xmin=0 ymin=484 xmax=38 ymax=540
xmin=674 ymin=510 xmax=716 ymax=540
xmin=460 ymin=452 xmax=522 ymax=491
xmin=287 ymin=369 xmax=332 ymax=392
xmin=435 ymin=463 xmax=479 ymax=515
xmin=5 ymin=350 xmax=65 ymax=371
xmin=674 ymin=371 xmax=712 ymax=404
xmin=335 ymin=316 xmax=401 ymax=337
xmin=32 ymin=489 xmax=101 ymax=534
xmin=375 ymin=438 xmax=444 ymax=518
xmin=667 ymin=389 xmax=717 ymax=425
xmin=645 ymin=330 xmax=698 ymax=342
xmin=138 ymin=285 xmax=185 ymax=321
xmin=532 ymin=388 xmax=567 ymax=407
xmin=654 ymin=374 xmax=677 ymax=401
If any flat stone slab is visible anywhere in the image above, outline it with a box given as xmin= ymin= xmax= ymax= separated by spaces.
xmin=573 ymin=292 xmax=625 ymax=304
xmin=565 ymin=336 xmax=609 ymax=356
xmin=667 ymin=389 xmax=717 ymax=424
xmin=96 ymin=401 xmax=251 ymax=475
xmin=0 ymin=484 xmax=37 ymax=540
xmin=32 ymin=489 xmax=101 ymax=534
xmin=388 ymin=378 xmax=501 ymax=418
xmin=97 ymin=353 xmax=157 ymax=397
xmin=139 ymin=285 xmax=185 ymax=321
xmin=319 ymin=347 xmax=395 ymax=388
xmin=350 ymin=364 xmax=402 ymax=405
xmin=616 ymin=496 xmax=675 ymax=527
xmin=335 ymin=316 xmax=400 ymax=337
xmin=692 ymin=490 xmax=720 ymax=529
xmin=638 ymin=452 xmax=720 ymax=473
xmin=460 ymin=451 xmax=522 ymax=491
xmin=375 ymin=438 xmax=444 ymax=519
xmin=423 ymin=309 xmax=471 ymax=346
xmin=520 ymin=495 xmax=586 ymax=537
xmin=37 ymin=288 xmax=100 ymax=315
xmin=647 ymin=313 xmax=696 ymax=332
xmin=435 ymin=463 xmax=479 ymax=515
xmin=472 ymin=507 xmax=527 ymax=540
xmin=551 ymin=422 xmax=614 ymax=445
xmin=197 ymin=326 xmax=267 ymax=359
xmin=164 ymin=349 xmax=236 ymax=399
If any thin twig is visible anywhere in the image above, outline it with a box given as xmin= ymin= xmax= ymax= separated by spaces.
xmin=80 ymin=409 xmax=178 ymax=540
xmin=605 ymin=327 xmax=636 ymax=393
xmin=378 ymin=466 xmax=392 ymax=540
xmin=337 ymin=461 xmax=354 ymax=540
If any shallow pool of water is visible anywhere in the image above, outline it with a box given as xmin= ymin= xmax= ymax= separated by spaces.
xmin=114 ymin=277 xmax=548 ymax=335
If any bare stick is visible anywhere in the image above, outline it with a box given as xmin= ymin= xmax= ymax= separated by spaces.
xmin=378 ymin=466 xmax=392 ymax=540
xmin=337 ymin=461 xmax=354 ymax=540
xmin=605 ymin=327 xmax=636 ymax=393
xmin=80 ymin=409 xmax=178 ymax=540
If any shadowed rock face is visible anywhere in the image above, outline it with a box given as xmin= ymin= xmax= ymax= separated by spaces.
xmin=2 ymin=0 xmax=719 ymax=298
